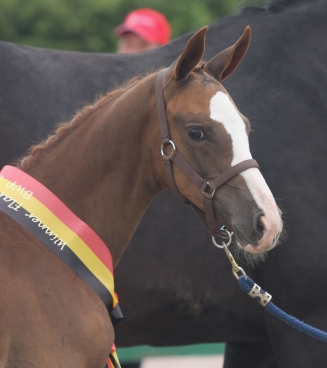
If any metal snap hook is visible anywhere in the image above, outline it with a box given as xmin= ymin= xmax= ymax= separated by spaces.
xmin=212 ymin=226 xmax=248 ymax=280
xmin=221 ymin=243 xmax=248 ymax=280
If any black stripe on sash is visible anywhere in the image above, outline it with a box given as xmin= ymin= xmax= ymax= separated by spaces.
xmin=108 ymin=354 xmax=121 ymax=368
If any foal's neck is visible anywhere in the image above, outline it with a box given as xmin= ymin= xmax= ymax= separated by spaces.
xmin=23 ymin=75 xmax=166 ymax=266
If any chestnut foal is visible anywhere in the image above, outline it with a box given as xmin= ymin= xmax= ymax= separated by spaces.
xmin=0 ymin=26 xmax=282 ymax=367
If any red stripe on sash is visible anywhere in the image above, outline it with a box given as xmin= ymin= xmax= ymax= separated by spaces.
xmin=1 ymin=166 xmax=113 ymax=273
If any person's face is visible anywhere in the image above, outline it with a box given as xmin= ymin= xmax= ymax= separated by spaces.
xmin=117 ymin=32 xmax=159 ymax=54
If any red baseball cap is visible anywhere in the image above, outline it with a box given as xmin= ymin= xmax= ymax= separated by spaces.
xmin=114 ymin=8 xmax=171 ymax=46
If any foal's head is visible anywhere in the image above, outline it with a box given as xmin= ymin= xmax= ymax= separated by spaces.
xmin=158 ymin=26 xmax=282 ymax=254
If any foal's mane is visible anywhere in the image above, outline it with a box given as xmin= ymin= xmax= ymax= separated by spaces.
xmin=19 ymin=72 xmax=155 ymax=170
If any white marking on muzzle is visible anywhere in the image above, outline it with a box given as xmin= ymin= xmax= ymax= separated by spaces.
xmin=209 ymin=91 xmax=282 ymax=250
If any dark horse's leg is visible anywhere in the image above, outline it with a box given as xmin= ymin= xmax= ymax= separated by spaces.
xmin=224 ymin=341 xmax=278 ymax=368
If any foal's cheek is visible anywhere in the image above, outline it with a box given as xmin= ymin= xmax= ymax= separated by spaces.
xmin=172 ymin=166 xmax=205 ymax=209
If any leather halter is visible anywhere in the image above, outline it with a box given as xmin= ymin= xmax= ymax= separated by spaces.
xmin=155 ymin=68 xmax=259 ymax=237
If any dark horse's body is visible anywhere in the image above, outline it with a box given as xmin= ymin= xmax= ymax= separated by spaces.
xmin=1 ymin=0 xmax=327 ymax=366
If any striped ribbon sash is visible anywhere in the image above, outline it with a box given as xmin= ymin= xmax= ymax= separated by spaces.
xmin=0 ymin=165 xmax=123 ymax=367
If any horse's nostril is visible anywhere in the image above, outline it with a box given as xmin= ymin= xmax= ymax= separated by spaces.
xmin=256 ymin=218 xmax=265 ymax=240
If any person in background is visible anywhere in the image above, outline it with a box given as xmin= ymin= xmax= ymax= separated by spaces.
xmin=114 ymin=8 xmax=171 ymax=54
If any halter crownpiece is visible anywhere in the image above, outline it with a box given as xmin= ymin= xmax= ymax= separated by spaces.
xmin=155 ymin=68 xmax=259 ymax=238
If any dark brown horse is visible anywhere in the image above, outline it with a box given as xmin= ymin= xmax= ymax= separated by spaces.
xmin=0 ymin=27 xmax=281 ymax=367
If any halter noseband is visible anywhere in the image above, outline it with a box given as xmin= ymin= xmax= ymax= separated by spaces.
xmin=155 ymin=68 xmax=259 ymax=237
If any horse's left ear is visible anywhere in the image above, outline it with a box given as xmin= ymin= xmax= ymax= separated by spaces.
xmin=204 ymin=26 xmax=251 ymax=82
xmin=174 ymin=26 xmax=208 ymax=81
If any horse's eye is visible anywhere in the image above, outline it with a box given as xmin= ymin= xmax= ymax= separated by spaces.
xmin=189 ymin=129 xmax=205 ymax=141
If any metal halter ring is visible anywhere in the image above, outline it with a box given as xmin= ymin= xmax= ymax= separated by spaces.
xmin=220 ymin=225 xmax=234 ymax=238
xmin=161 ymin=140 xmax=176 ymax=156
xmin=212 ymin=226 xmax=233 ymax=249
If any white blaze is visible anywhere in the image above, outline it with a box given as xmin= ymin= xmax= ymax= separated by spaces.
xmin=210 ymin=91 xmax=251 ymax=166
xmin=209 ymin=91 xmax=282 ymax=250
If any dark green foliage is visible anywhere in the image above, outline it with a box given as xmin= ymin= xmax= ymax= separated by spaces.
xmin=0 ymin=0 xmax=264 ymax=52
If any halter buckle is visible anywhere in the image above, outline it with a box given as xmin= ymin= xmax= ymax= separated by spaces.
xmin=201 ymin=181 xmax=216 ymax=199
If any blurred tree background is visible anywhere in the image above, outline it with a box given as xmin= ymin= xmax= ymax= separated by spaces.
xmin=0 ymin=0 xmax=265 ymax=53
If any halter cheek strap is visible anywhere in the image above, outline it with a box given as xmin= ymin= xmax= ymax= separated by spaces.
xmin=155 ymin=68 xmax=259 ymax=237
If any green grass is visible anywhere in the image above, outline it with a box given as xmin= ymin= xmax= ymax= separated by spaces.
xmin=117 ymin=343 xmax=225 ymax=363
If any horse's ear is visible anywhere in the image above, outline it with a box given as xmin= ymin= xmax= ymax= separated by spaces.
xmin=204 ymin=26 xmax=251 ymax=82
xmin=174 ymin=26 xmax=208 ymax=81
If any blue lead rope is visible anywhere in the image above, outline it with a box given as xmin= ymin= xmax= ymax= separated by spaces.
xmin=238 ymin=275 xmax=327 ymax=343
